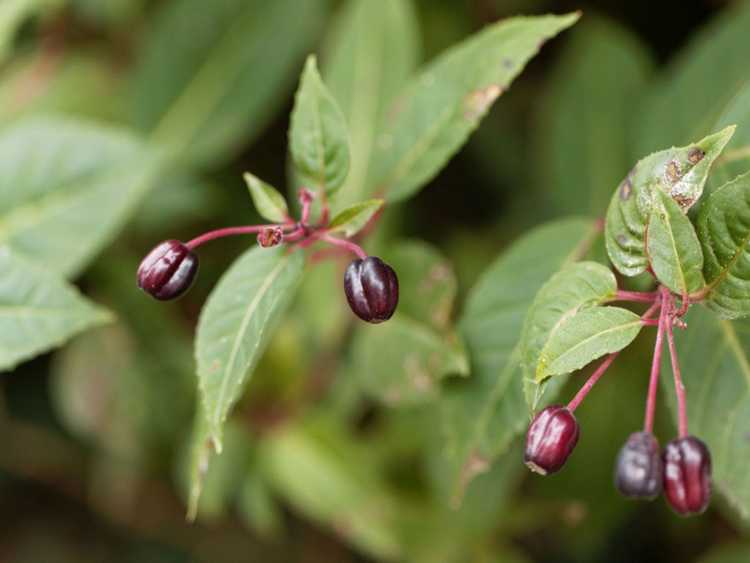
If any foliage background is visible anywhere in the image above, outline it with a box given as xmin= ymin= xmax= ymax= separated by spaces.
xmin=1 ymin=0 xmax=750 ymax=562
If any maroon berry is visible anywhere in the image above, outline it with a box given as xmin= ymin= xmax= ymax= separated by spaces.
xmin=257 ymin=226 xmax=283 ymax=248
xmin=137 ymin=240 xmax=198 ymax=301
xmin=344 ymin=256 xmax=399 ymax=323
xmin=524 ymin=405 xmax=579 ymax=475
xmin=614 ymin=431 xmax=663 ymax=500
xmin=663 ymin=436 xmax=712 ymax=516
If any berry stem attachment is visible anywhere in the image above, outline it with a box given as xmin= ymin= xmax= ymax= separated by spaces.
xmin=318 ymin=233 xmax=367 ymax=259
xmin=567 ymin=352 xmax=619 ymax=412
xmin=644 ymin=291 xmax=668 ymax=434
xmin=186 ymin=224 xmax=295 ymax=250
xmin=665 ymin=292 xmax=689 ymax=438
xmin=614 ymin=290 xmax=660 ymax=303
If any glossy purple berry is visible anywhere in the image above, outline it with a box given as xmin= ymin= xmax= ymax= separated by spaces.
xmin=524 ymin=405 xmax=579 ymax=475
xmin=614 ymin=431 xmax=663 ymax=500
xmin=344 ymin=256 xmax=399 ymax=323
xmin=137 ymin=240 xmax=198 ymax=301
xmin=663 ymin=436 xmax=711 ymax=516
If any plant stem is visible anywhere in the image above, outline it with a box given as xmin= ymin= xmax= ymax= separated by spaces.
xmin=186 ymin=224 xmax=294 ymax=250
xmin=318 ymin=233 xmax=367 ymax=259
xmin=644 ymin=293 xmax=667 ymax=433
xmin=613 ymin=289 xmax=660 ymax=303
xmin=664 ymin=292 xmax=689 ymax=437
xmin=567 ymin=353 xmax=619 ymax=412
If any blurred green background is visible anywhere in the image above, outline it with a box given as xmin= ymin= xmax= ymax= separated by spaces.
xmin=2 ymin=0 xmax=750 ymax=562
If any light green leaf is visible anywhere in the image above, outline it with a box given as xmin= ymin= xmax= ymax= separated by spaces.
xmin=352 ymin=314 xmax=468 ymax=406
xmin=0 ymin=249 xmax=111 ymax=371
xmin=538 ymin=306 xmax=641 ymax=380
xmin=289 ymin=55 xmax=351 ymax=196
xmin=132 ymin=0 xmax=325 ymax=167
xmin=520 ymin=261 xmax=618 ymax=405
xmin=371 ymin=13 xmax=579 ymax=203
xmin=535 ymin=16 xmax=653 ymax=216
xmin=443 ymin=218 xmax=598 ymax=500
xmin=196 ymin=246 xmax=305 ymax=451
xmin=605 ymin=127 xmax=733 ymax=277
xmin=698 ymin=171 xmax=750 ymax=318
xmin=243 ymin=172 xmax=289 ymax=223
xmin=327 ymin=199 xmax=383 ymax=237
xmin=662 ymin=308 xmax=750 ymax=520
xmin=0 ymin=117 xmax=160 ymax=279
xmin=322 ymin=0 xmax=420 ymax=210
xmin=647 ymin=189 xmax=705 ymax=295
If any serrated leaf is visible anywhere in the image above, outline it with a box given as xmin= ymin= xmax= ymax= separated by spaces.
xmin=327 ymin=199 xmax=383 ymax=237
xmin=538 ymin=306 xmax=641 ymax=380
xmin=605 ymin=127 xmax=733 ymax=277
xmin=289 ymin=55 xmax=351 ymax=196
xmin=132 ymin=0 xmax=325 ymax=167
xmin=647 ymin=189 xmax=705 ymax=295
xmin=698 ymin=171 xmax=750 ymax=318
xmin=371 ymin=13 xmax=579 ymax=203
xmin=352 ymin=314 xmax=468 ymax=406
xmin=662 ymin=307 xmax=750 ymax=521
xmin=0 ymin=117 xmax=160 ymax=279
xmin=519 ymin=261 xmax=618 ymax=407
xmin=243 ymin=172 xmax=289 ymax=223
xmin=322 ymin=0 xmax=419 ymax=211
xmin=196 ymin=247 xmax=305 ymax=451
xmin=0 ymin=249 xmax=111 ymax=371
xmin=443 ymin=218 xmax=598 ymax=500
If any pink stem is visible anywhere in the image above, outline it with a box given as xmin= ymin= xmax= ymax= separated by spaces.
xmin=641 ymin=319 xmax=659 ymax=326
xmin=664 ymin=293 xmax=689 ymax=437
xmin=643 ymin=293 xmax=668 ymax=433
xmin=614 ymin=289 xmax=660 ymax=303
xmin=642 ymin=300 xmax=661 ymax=321
xmin=186 ymin=224 xmax=294 ymax=250
xmin=318 ymin=233 xmax=367 ymax=259
xmin=567 ymin=353 xmax=619 ymax=412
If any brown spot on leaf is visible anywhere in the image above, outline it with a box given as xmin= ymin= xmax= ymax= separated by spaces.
xmin=671 ymin=192 xmax=694 ymax=209
xmin=464 ymin=85 xmax=503 ymax=121
xmin=616 ymin=234 xmax=628 ymax=246
xmin=208 ymin=359 xmax=221 ymax=375
xmin=688 ymin=147 xmax=705 ymax=164
xmin=619 ymin=178 xmax=632 ymax=200
xmin=666 ymin=160 xmax=682 ymax=183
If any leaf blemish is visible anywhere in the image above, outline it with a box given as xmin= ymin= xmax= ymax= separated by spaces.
xmin=619 ymin=178 xmax=632 ymax=200
xmin=688 ymin=147 xmax=705 ymax=164
xmin=464 ymin=85 xmax=503 ymax=121
xmin=666 ymin=160 xmax=682 ymax=184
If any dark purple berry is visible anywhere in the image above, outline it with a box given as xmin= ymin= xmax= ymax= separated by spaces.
xmin=524 ymin=405 xmax=579 ymax=475
xmin=343 ymin=256 xmax=399 ymax=323
xmin=614 ymin=431 xmax=663 ymax=500
xmin=663 ymin=436 xmax=711 ymax=516
xmin=257 ymin=226 xmax=283 ymax=248
xmin=137 ymin=240 xmax=198 ymax=301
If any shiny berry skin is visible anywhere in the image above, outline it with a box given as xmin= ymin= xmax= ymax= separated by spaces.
xmin=663 ymin=436 xmax=712 ymax=516
xmin=137 ymin=240 xmax=198 ymax=301
xmin=524 ymin=405 xmax=579 ymax=475
xmin=614 ymin=432 xmax=663 ymax=500
xmin=343 ymin=256 xmax=399 ymax=323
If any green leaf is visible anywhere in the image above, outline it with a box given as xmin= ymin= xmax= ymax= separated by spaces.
xmin=535 ymin=16 xmax=653 ymax=216
xmin=352 ymin=314 xmax=468 ymax=406
xmin=605 ymin=127 xmax=734 ymax=277
xmin=196 ymin=246 xmax=305 ymax=451
xmin=0 ymin=116 xmax=160 ymax=279
xmin=327 ymin=199 xmax=383 ymax=237
xmin=0 ymin=249 xmax=111 ymax=371
xmin=520 ymin=261 xmax=617 ymax=404
xmin=697 ymin=545 xmax=750 ymax=563
xmin=698 ymin=171 xmax=750 ymax=318
xmin=132 ymin=0 xmax=325 ymax=167
xmin=0 ymin=0 xmax=62 ymax=64
xmin=537 ymin=306 xmax=641 ymax=380
xmin=647 ymin=189 xmax=705 ymax=295
xmin=289 ymin=55 xmax=351 ymax=196
xmin=243 ymin=172 xmax=289 ymax=223
xmin=371 ymin=13 xmax=579 ymax=203
xmin=443 ymin=218 xmax=598 ymax=500
xmin=662 ymin=307 xmax=750 ymax=520
xmin=322 ymin=0 xmax=420 ymax=210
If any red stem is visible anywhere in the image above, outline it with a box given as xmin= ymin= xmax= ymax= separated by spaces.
xmin=664 ymin=292 xmax=689 ymax=437
xmin=318 ymin=233 xmax=367 ymax=259
xmin=567 ymin=353 xmax=619 ymax=412
xmin=186 ymin=224 xmax=294 ymax=250
xmin=643 ymin=293 xmax=667 ymax=433
xmin=614 ymin=289 xmax=659 ymax=303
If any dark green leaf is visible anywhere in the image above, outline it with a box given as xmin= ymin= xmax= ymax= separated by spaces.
xmin=243 ymin=172 xmax=289 ymax=224
xmin=327 ymin=199 xmax=383 ymax=237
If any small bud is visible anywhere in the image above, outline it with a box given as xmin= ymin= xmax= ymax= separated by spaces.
xmin=298 ymin=188 xmax=315 ymax=205
xmin=663 ymin=436 xmax=712 ymax=516
xmin=257 ymin=226 xmax=283 ymax=248
xmin=344 ymin=256 xmax=399 ymax=323
xmin=524 ymin=405 xmax=579 ymax=475
xmin=137 ymin=240 xmax=198 ymax=301
xmin=614 ymin=431 xmax=662 ymax=500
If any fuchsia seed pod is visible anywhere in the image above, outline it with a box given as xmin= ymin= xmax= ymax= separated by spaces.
xmin=257 ymin=226 xmax=283 ymax=248
xmin=343 ymin=256 xmax=399 ymax=323
xmin=663 ymin=436 xmax=712 ymax=516
xmin=524 ymin=405 xmax=580 ymax=475
xmin=614 ymin=431 xmax=663 ymax=500
xmin=137 ymin=240 xmax=198 ymax=301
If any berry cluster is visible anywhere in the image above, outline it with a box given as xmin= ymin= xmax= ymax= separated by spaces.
xmin=136 ymin=186 xmax=398 ymax=324
xmin=524 ymin=286 xmax=712 ymax=516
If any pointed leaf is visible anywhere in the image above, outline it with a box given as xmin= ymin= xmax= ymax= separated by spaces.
xmin=243 ymin=172 xmax=289 ymax=223
xmin=538 ymin=306 xmax=642 ymax=380
xmin=0 ymin=249 xmax=112 ymax=371
xmin=327 ymin=199 xmax=383 ymax=237
xmin=697 ymin=171 xmax=750 ymax=318
xmin=289 ymin=55 xmax=351 ymax=196
xmin=372 ymin=13 xmax=579 ymax=203
xmin=196 ymin=246 xmax=305 ymax=450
